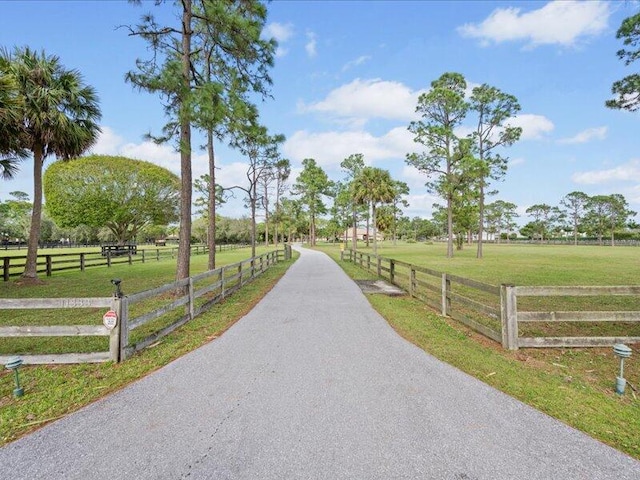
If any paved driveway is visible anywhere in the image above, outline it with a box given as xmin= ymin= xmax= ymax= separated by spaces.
xmin=1 ymin=246 xmax=639 ymax=479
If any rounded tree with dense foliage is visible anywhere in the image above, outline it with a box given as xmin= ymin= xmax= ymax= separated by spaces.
xmin=0 ymin=47 xmax=101 ymax=279
xmin=44 ymin=155 xmax=180 ymax=245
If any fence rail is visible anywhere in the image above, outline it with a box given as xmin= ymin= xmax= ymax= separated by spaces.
xmin=0 ymin=243 xmax=248 ymax=281
xmin=0 ymin=297 xmax=120 ymax=365
xmin=343 ymin=249 xmax=640 ymax=350
xmin=0 ymin=246 xmax=292 ymax=365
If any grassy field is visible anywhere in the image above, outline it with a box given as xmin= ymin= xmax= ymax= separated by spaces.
xmin=0 ymin=247 xmax=297 ymax=445
xmin=317 ymin=242 xmax=640 ymax=460
xmin=353 ymin=241 xmax=640 ymax=286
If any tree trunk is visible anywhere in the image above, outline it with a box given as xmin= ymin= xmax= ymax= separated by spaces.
xmin=176 ymin=0 xmax=193 ymax=284
xmin=446 ymin=193 xmax=454 ymax=258
xmin=365 ymin=209 xmax=370 ymax=248
xmin=251 ymin=185 xmax=256 ymax=258
xmin=207 ymin=129 xmax=216 ymax=270
xmin=310 ymin=212 xmax=315 ymax=246
xmin=372 ymin=202 xmax=378 ymax=255
xmin=392 ymin=205 xmax=397 ymax=246
xmin=22 ymin=146 xmax=44 ymax=279
xmin=477 ymin=182 xmax=484 ymax=258
xmin=264 ymin=183 xmax=269 ymax=247
xmin=351 ymin=207 xmax=357 ymax=251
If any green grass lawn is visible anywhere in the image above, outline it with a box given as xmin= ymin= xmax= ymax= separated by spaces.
xmin=349 ymin=241 xmax=640 ymax=286
xmin=0 ymin=248 xmax=297 ymax=446
xmin=316 ymin=242 xmax=640 ymax=460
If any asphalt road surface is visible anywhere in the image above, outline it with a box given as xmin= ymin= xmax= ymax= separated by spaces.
xmin=2 ymin=246 xmax=640 ymax=479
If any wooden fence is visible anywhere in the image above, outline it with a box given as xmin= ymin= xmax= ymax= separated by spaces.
xmin=342 ymin=249 xmax=640 ymax=350
xmin=0 ymin=243 xmax=248 ymax=281
xmin=0 ymin=297 xmax=119 ymax=365
xmin=0 ymin=247 xmax=291 ymax=365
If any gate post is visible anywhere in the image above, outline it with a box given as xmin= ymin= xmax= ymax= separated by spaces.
xmin=500 ymin=284 xmax=518 ymax=350
xmin=441 ymin=273 xmax=450 ymax=316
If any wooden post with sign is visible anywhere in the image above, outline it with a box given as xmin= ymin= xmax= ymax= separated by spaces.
xmin=105 ymin=304 xmax=120 ymax=362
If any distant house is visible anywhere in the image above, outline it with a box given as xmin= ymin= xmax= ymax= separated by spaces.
xmin=339 ymin=228 xmax=383 ymax=242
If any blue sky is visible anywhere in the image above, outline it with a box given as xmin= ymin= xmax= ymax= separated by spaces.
xmin=1 ymin=0 xmax=639 ymax=224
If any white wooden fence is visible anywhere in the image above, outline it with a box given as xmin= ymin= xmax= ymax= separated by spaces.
xmin=343 ymin=249 xmax=640 ymax=350
xmin=0 ymin=247 xmax=291 ymax=364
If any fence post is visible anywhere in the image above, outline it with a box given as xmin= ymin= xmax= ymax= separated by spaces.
xmin=238 ymin=263 xmax=243 ymax=286
xmin=410 ymin=267 xmax=416 ymax=297
xmin=377 ymin=256 xmax=381 ymax=277
xmin=107 ymin=251 xmax=112 ymax=267
xmin=128 ymin=251 xmax=132 ymax=265
xmin=367 ymin=253 xmax=371 ymax=271
xmin=109 ymin=297 xmax=121 ymax=363
xmin=46 ymin=255 xmax=52 ymax=277
xmin=111 ymin=296 xmax=128 ymax=363
xmin=340 ymin=249 xmax=344 ymax=262
xmin=390 ymin=259 xmax=395 ymax=284
xmin=141 ymin=249 xmax=145 ymax=263
xmin=220 ymin=267 xmax=226 ymax=298
xmin=80 ymin=253 xmax=85 ymax=272
xmin=441 ymin=273 xmax=450 ymax=316
xmin=500 ymin=284 xmax=519 ymax=350
xmin=156 ymin=249 xmax=160 ymax=261
xmin=188 ymin=277 xmax=195 ymax=320
xmin=4 ymin=257 xmax=10 ymax=281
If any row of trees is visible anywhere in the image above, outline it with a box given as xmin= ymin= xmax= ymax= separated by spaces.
xmin=406 ymin=72 xmax=522 ymax=259
xmin=1 ymin=6 xmax=638 ymax=279
xmin=523 ymin=192 xmax=636 ymax=246
xmin=0 ymin=0 xmax=282 ymax=282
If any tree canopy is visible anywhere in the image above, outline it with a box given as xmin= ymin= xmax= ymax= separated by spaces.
xmin=0 ymin=46 xmax=101 ymax=279
xmin=44 ymin=155 xmax=180 ymax=245
xmin=607 ymin=13 xmax=640 ymax=112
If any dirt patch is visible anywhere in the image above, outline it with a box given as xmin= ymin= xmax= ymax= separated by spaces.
xmin=354 ymin=280 xmax=406 ymax=296
xmin=13 ymin=277 xmax=47 ymax=286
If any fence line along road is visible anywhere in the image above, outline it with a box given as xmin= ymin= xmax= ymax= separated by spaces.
xmin=0 ymin=246 xmax=292 ymax=365
xmin=0 ymin=243 xmax=248 ymax=281
xmin=343 ymin=249 xmax=640 ymax=350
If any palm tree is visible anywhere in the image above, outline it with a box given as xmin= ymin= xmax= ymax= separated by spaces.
xmin=0 ymin=69 xmax=26 ymax=179
xmin=353 ymin=167 xmax=396 ymax=255
xmin=0 ymin=47 xmax=101 ymax=279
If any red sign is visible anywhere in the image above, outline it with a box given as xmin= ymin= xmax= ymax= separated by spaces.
xmin=103 ymin=310 xmax=118 ymax=330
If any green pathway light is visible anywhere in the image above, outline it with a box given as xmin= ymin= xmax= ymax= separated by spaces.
xmin=613 ymin=344 xmax=632 ymax=395
xmin=5 ymin=356 xmax=24 ymax=398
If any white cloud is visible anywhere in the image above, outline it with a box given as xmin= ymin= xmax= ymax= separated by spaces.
xmin=558 ymin=126 xmax=608 ymax=144
xmin=266 ymin=22 xmax=294 ymax=43
xmin=90 ymin=126 xmax=124 ymax=155
xmin=305 ymin=31 xmax=317 ymax=57
xmin=266 ymin=22 xmax=294 ymax=58
xmin=509 ymin=114 xmax=554 ymax=140
xmin=301 ymin=78 xmax=425 ymax=124
xmin=342 ymin=55 xmax=372 ymax=72
xmin=400 ymin=165 xmax=429 ymax=190
xmin=509 ymin=157 xmax=525 ymax=167
xmin=283 ymin=127 xmax=415 ymax=168
xmin=457 ymin=1 xmax=610 ymax=48
xmin=404 ymin=193 xmax=440 ymax=218
xmin=572 ymin=159 xmax=640 ymax=185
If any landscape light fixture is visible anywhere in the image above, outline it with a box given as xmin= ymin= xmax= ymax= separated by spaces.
xmin=111 ymin=278 xmax=123 ymax=298
xmin=5 ymin=356 xmax=24 ymax=398
xmin=613 ymin=343 xmax=632 ymax=395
